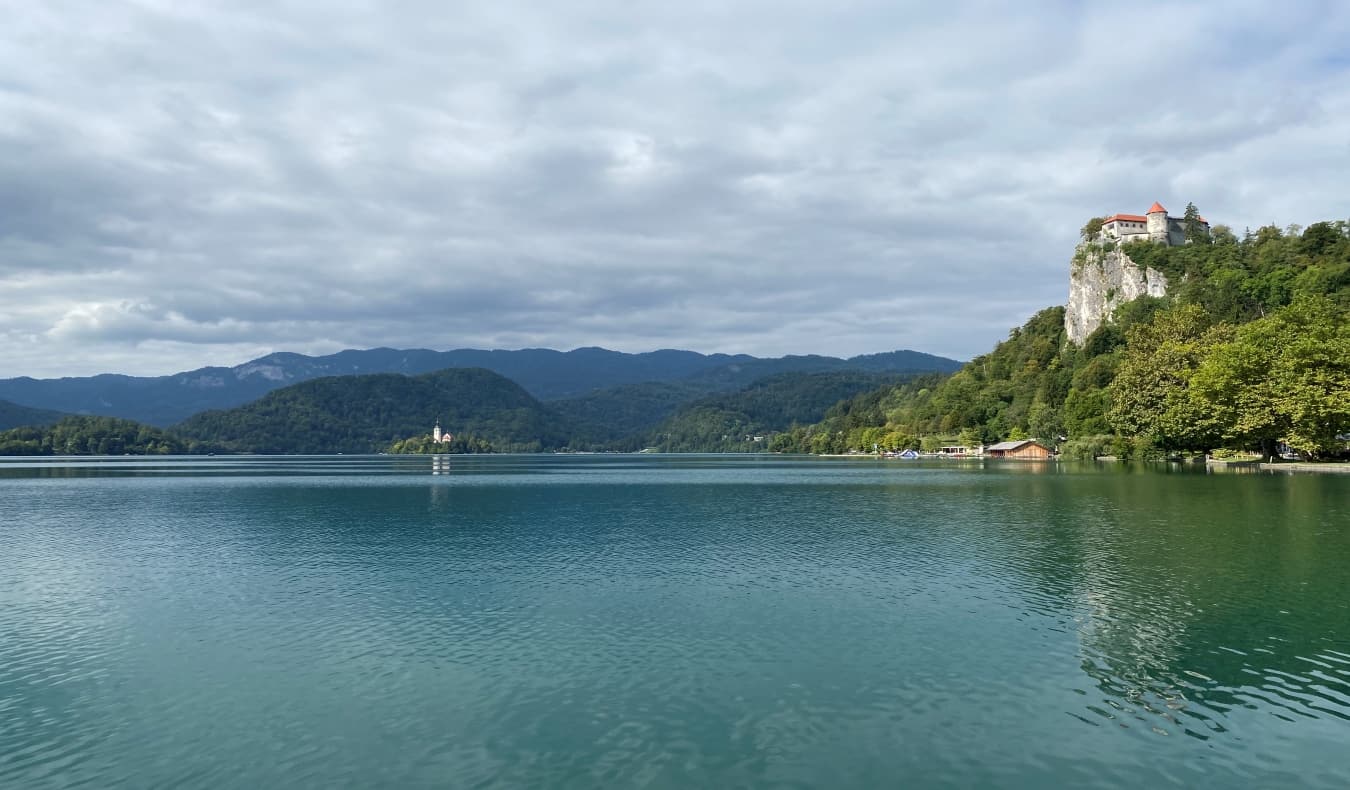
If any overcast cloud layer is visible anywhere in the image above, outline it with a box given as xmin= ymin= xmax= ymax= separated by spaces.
xmin=2 ymin=1 xmax=1348 ymax=377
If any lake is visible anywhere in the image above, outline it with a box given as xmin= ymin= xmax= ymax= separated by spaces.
xmin=2 ymin=455 xmax=1348 ymax=788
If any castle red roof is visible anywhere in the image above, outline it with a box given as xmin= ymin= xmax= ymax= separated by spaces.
xmin=1104 ymin=213 xmax=1147 ymax=224
xmin=1147 ymin=201 xmax=1167 ymax=214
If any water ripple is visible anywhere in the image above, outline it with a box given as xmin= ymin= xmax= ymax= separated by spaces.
xmin=1 ymin=455 xmax=1347 ymax=787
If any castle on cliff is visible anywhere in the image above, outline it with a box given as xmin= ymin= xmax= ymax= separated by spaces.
xmin=1098 ymin=202 xmax=1208 ymax=247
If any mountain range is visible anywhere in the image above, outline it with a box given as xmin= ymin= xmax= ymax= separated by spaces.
xmin=171 ymin=367 xmax=922 ymax=454
xmin=0 ymin=347 xmax=962 ymax=427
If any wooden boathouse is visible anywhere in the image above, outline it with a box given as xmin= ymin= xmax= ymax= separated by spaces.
xmin=984 ymin=440 xmax=1054 ymax=460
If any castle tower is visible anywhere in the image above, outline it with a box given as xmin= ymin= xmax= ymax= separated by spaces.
xmin=1146 ymin=201 xmax=1169 ymax=244
xmin=433 ymin=420 xmax=442 ymax=443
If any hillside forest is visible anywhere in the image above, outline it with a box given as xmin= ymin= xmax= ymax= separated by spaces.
xmin=771 ymin=217 xmax=1350 ymax=459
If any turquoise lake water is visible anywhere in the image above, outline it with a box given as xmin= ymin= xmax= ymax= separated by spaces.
xmin=1 ymin=454 xmax=1348 ymax=788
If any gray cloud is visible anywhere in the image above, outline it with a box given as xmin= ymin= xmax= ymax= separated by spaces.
xmin=2 ymin=0 xmax=1349 ymax=377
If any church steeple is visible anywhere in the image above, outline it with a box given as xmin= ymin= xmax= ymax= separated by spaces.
xmin=433 ymin=420 xmax=442 ymax=443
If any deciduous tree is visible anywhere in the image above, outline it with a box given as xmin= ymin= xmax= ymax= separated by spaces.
xmin=1107 ymin=305 xmax=1231 ymax=450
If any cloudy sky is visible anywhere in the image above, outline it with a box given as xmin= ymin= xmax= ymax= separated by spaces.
xmin=2 ymin=1 xmax=1348 ymax=378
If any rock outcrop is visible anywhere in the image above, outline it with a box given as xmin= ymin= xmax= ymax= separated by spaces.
xmin=1065 ymin=245 xmax=1168 ymax=345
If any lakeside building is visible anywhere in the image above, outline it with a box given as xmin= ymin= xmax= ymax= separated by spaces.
xmin=985 ymin=440 xmax=1054 ymax=459
xmin=432 ymin=421 xmax=454 ymax=444
xmin=1099 ymin=202 xmax=1208 ymax=247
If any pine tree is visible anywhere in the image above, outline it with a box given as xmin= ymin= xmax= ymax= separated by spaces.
xmin=1183 ymin=202 xmax=1209 ymax=245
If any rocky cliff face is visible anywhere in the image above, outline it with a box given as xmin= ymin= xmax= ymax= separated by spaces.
xmin=1065 ymin=245 xmax=1169 ymax=345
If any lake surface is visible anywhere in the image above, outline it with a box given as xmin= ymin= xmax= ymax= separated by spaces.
xmin=2 ymin=455 xmax=1348 ymax=788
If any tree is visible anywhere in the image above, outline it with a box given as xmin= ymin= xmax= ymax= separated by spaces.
xmin=957 ymin=427 xmax=983 ymax=450
xmin=1183 ymin=202 xmax=1210 ymax=245
xmin=881 ymin=430 xmax=913 ymax=451
xmin=1300 ymin=221 xmax=1343 ymax=257
xmin=1026 ymin=402 xmax=1063 ymax=443
xmin=1107 ymin=305 xmax=1231 ymax=450
xmin=1210 ymin=224 xmax=1238 ymax=246
xmin=0 ymin=416 xmax=191 ymax=456
xmin=1190 ymin=295 xmax=1350 ymax=457
xmin=1081 ymin=217 xmax=1105 ymax=242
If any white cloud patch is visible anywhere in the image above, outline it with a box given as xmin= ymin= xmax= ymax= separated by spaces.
xmin=1 ymin=0 xmax=1348 ymax=377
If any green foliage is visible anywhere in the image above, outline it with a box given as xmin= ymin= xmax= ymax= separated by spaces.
xmin=169 ymin=365 xmax=931 ymax=456
xmin=1107 ymin=305 xmax=1233 ymax=450
xmin=919 ymin=435 xmax=945 ymax=453
xmin=549 ymin=356 xmax=960 ymax=450
xmin=1210 ymin=448 xmax=1255 ymax=460
xmin=1183 ymin=202 xmax=1210 ymax=246
xmin=643 ymin=371 xmax=909 ymax=452
xmin=773 ymin=216 xmax=1350 ymax=456
xmin=388 ymin=434 xmax=495 ymax=454
xmin=767 ymin=375 xmax=948 ymax=454
xmin=904 ymin=307 xmax=1067 ymax=441
xmin=1060 ymin=434 xmax=1114 ymax=460
xmin=175 ymin=368 xmax=566 ymax=454
xmin=1188 ymin=295 xmax=1350 ymax=457
xmin=1081 ymin=217 xmax=1105 ymax=241
xmin=1105 ymin=285 xmax=1349 ymax=457
xmin=0 ymin=416 xmax=192 ymax=456
xmin=957 ymin=427 xmax=983 ymax=450
xmin=552 ymin=380 xmax=709 ymax=447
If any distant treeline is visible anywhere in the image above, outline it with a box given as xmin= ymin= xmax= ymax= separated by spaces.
xmin=0 ymin=416 xmax=196 ymax=456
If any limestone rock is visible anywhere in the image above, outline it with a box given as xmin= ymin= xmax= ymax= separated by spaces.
xmin=1065 ymin=245 xmax=1168 ymax=345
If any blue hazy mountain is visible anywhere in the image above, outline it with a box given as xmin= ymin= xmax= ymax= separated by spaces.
xmin=0 ymin=347 xmax=962 ymax=426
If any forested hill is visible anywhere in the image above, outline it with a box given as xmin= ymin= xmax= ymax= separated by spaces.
xmin=0 ymin=399 xmax=68 ymax=431
xmin=174 ymin=368 xmax=568 ymax=454
xmin=0 ymin=416 xmax=189 ymax=456
xmin=546 ymin=352 xmax=963 ymax=447
xmin=639 ymin=371 xmax=916 ymax=452
xmin=774 ymin=218 xmax=1350 ymax=458
xmin=0 ymin=347 xmax=961 ymax=427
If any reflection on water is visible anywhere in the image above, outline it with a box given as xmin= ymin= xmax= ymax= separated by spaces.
xmin=1 ymin=455 xmax=1348 ymax=788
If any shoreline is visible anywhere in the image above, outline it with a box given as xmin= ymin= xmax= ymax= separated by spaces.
xmin=1259 ymin=462 xmax=1350 ymax=474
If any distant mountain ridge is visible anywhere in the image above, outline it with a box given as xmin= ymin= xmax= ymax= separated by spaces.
xmin=0 ymin=347 xmax=962 ymax=427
